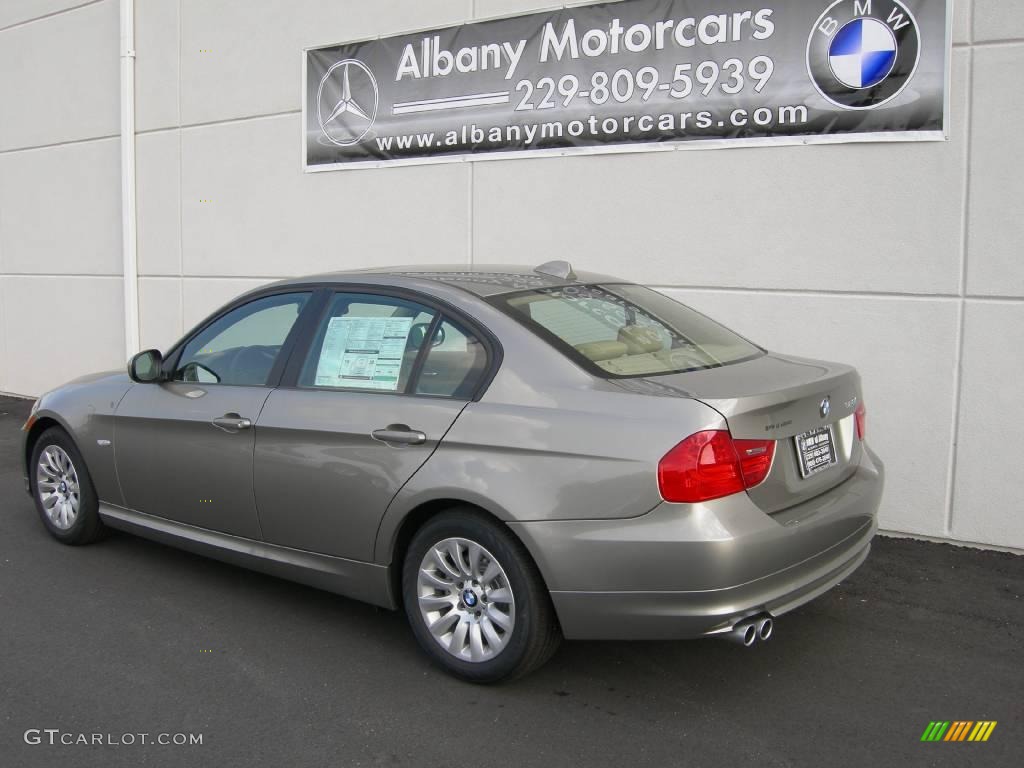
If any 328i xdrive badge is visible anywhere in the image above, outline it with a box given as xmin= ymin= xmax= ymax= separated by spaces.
xmin=807 ymin=0 xmax=921 ymax=110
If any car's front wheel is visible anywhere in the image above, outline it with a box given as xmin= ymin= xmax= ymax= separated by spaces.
xmin=30 ymin=426 xmax=106 ymax=545
xmin=402 ymin=509 xmax=561 ymax=683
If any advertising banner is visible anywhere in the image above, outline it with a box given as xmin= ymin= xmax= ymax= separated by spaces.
xmin=303 ymin=0 xmax=950 ymax=171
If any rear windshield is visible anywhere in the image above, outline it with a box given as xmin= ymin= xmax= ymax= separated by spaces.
xmin=495 ymin=284 xmax=763 ymax=378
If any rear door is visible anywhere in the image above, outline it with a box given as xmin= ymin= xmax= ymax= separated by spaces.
xmin=253 ymin=289 xmax=493 ymax=561
xmin=114 ymin=291 xmax=314 ymax=538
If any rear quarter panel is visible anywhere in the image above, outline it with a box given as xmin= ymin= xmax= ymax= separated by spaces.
xmin=373 ymin=296 xmax=728 ymax=562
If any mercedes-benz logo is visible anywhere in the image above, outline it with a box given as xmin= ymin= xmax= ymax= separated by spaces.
xmin=316 ymin=59 xmax=379 ymax=147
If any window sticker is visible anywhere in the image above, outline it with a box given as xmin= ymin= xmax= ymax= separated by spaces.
xmin=314 ymin=316 xmax=414 ymax=390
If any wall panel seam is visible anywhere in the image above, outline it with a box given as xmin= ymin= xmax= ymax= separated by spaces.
xmin=0 ymin=274 xmax=123 ymax=279
xmin=0 ymin=0 xmax=106 ymax=34
xmin=966 ymin=38 xmax=1024 ymax=48
xmin=177 ymin=0 xmax=184 ymax=337
xmin=0 ymin=279 xmax=8 ymax=392
xmin=468 ymin=164 xmax=474 ymax=265
xmin=944 ymin=44 xmax=975 ymax=536
xmin=0 ymin=134 xmax=118 ymax=157
xmin=179 ymin=110 xmax=300 ymax=133
xmin=653 ymin=286 xmax=961 ymax=301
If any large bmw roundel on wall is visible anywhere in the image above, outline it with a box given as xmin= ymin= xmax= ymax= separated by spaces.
xmin=807 ymin=0 xmax=921 ymax=110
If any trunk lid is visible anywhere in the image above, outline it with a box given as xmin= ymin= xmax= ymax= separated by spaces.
xmin=618 ymin=352 xmax=863 ymax=513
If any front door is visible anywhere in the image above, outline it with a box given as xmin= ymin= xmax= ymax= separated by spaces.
xmin=114 ymin=291 xmax=313 ymax=538
xmin=254 ymin=290 xmax=492 ymax=561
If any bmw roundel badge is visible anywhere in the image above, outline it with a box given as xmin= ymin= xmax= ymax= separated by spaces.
xmin=807 ymin=0 xmax=921 ymax=110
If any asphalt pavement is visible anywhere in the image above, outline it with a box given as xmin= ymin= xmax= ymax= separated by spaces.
xmin=0 ymin=394 xmax=1020 ymax=768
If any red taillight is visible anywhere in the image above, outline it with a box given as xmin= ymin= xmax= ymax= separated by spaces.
xmin=734 ymin=438 xmax=775 ymax=488
xmin=658 ymin=430 xmax=776 ymax=503
xmin=854 ymin=401 xmax=867 ymax=441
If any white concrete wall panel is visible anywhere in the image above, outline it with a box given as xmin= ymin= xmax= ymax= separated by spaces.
xmin=135 ymin=0 xmax=181 ymax=132
xmin=182 ymin=277 xmax=277 ymax=330
xmin=179 ymin=114 xmax=471 ymax=278
xmin=663 ymin=289 xmax=960 ymax=539
xmin=952 ymin=302 xmax=1024 ymax=549
xmin=179 ymin=0 xmax=473 ymax=126
xmin=0 ymin=276 xmax=9 ymax=393
xmin=138 ymin=276 xmax=182 ymax=352
xmin=0 ymin=0 xmax=118 ymax=151
xmin=474 ymin=50 xmax=970 ymax=295
xmin=973 ymin=0 xmax=1024 ymax=43
xmin=967 ymin=43 xmax=1024 ymax=298
xmin=0 ymin=139 xmax=122 ymax=275
xmin=136 ymin=131 xmax=182 ymax=276
xmin=1 ymin=276 xmax=124 ymax=396
xmin=0 ymin=0 xmax=98 ymax=30
xmin=953 ymin=0 xmax=972 ymax=44
xmin=474 ymin=0 xmax=563 ymax=20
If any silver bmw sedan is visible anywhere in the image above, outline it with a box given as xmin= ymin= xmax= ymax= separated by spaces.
xmin=21 ymin=263 xmax=882 ymax=682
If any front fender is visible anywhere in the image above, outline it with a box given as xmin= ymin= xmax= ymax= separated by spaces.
xmin=23 ymin=372 xmax=133 ymax=505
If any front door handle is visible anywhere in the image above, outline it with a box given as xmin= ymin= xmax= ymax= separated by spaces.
xmin=371 ymin=425 xmax=427 ymax=446
xmin=211 ymin=413 xmax=252 ymax=432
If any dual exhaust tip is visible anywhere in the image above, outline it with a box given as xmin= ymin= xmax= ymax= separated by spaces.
xmin=727 ymin=615 xmax=774 ymax=647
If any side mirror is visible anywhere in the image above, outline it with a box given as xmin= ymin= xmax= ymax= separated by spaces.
xmin=128 ymin=349 xmax=164 ymax=383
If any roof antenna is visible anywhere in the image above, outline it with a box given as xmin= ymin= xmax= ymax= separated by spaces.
xmin=534 ymin=260 xmax=577 ymax=281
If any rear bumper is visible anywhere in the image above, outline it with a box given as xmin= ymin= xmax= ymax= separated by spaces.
xmin=510 ymin=446 xmax=884 ymax=640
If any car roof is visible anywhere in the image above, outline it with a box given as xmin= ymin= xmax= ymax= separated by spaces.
xmin=266 ymin=264 xmax=626 ymax=298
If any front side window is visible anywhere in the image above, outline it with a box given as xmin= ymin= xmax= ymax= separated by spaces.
xmin=496 ymin=284 xmax=763 ymax=378
xmin=174 ymin=292 xmax=310 ymax=386
xmin=299 ymin=293 xmax=436 ymax=392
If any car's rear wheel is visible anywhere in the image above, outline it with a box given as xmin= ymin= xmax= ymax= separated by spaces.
xmin=31 ymin=427 xmax=105 ymax=545
xmin=402 ymin=509 xmax=561 ymax=683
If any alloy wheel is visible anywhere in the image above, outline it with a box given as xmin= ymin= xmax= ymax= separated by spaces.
xmin=36 ymin=445 xmax=81 ymax=530
xmin=416 ymin=537 xmax=516 ymax=662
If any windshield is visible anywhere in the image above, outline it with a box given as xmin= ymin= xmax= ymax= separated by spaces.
xmin=495 ymin=284 xmax=764 ymax=378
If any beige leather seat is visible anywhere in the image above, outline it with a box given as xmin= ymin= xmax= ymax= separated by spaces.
xmin=574 ymin=340 xmax=629 ymax=362
xmin=617 ymin=325 xmax=664 ymax=354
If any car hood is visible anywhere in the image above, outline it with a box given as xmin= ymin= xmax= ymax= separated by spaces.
xmin=63 ymin=369 xmax=130 ymax=388
xmin=38 ymin=369 xmax=132 ymax=408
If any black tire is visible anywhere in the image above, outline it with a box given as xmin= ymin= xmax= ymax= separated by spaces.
xmin=402 ymin=508 xmax=562 ymax=683
xmin=29 ymin=426 xmax=106 ymax=545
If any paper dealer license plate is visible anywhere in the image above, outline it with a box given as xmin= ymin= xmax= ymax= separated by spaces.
xmin=794 ymin=425 xmax=837 ymax=478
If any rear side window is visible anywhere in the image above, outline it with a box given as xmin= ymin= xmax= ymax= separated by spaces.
xmin=414 ymin=318 xmax=487 ymax=399
xmin=297 ymin=293 xmax=489 ymax=399
xmin=496 ymin=284 xmax=763 ymax=378
xmin=299 ymin=293 xmax=435 ymax=392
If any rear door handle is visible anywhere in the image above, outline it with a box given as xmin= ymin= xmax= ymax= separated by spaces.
xmin=212 ymin=413 xmax=252 ymax=432
xmin=371 ymin=425 xmax=427 ymax=446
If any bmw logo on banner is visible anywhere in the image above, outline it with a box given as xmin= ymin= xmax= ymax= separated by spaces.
xmin=807 ymin=0 xmax=921 ymax=110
